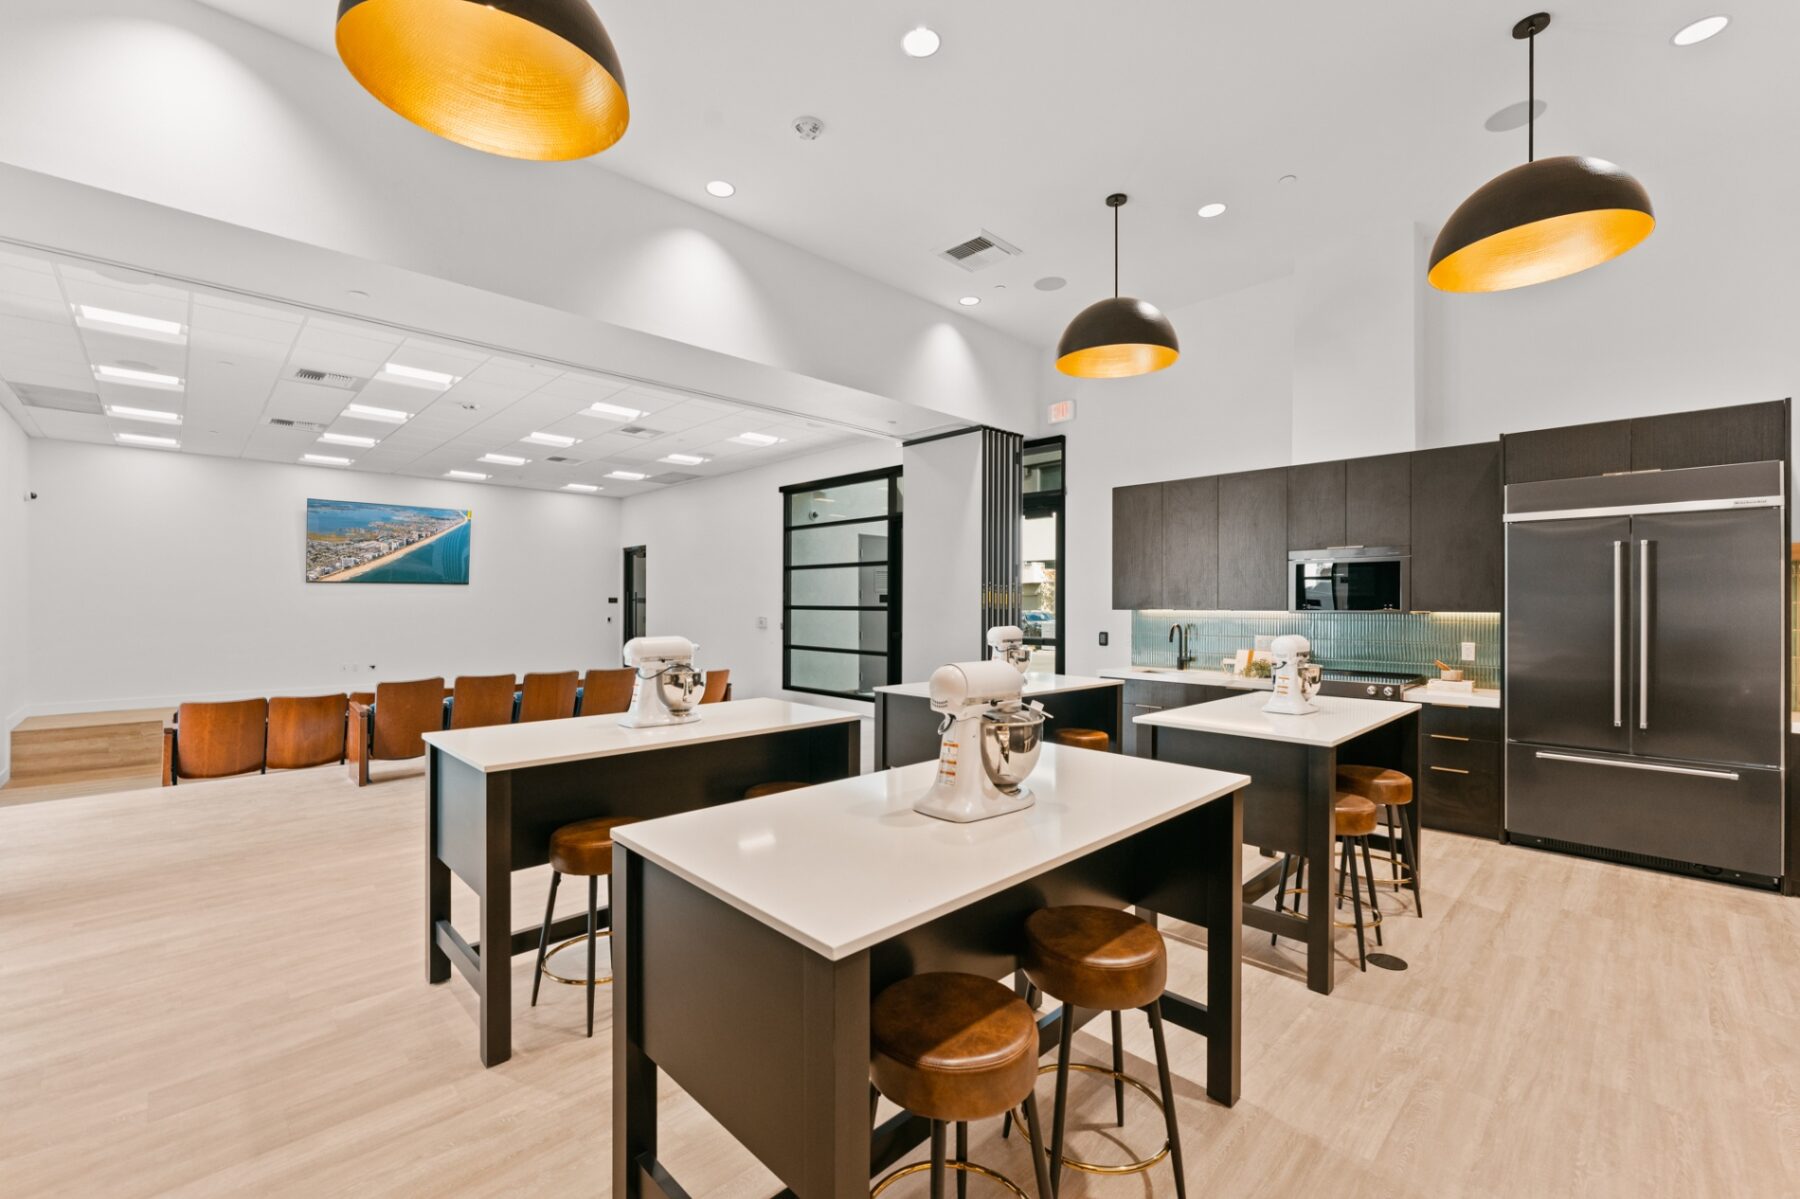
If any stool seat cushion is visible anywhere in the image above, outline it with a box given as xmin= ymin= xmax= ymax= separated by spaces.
xmin=1053 ymin=728 xmax=1111 ymax=751
xmin=1023 ymin=905 xmax=1167 ymax=1012
xmin=1333 ymin=792 xmax=1380 ymax=838
xmin=744 ymin=781 xmax=808 ymax=799
xmin=870 ymin=973 xmax=1039 ymax=1123
xmin=548 ymin=816 xmax=638 ymax=876
xmin=1336 ymin=764 xmax=1413 ymax=806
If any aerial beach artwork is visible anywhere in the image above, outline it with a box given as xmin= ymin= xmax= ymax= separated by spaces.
xmin=305 ymin=499 xmax=471 ymax=585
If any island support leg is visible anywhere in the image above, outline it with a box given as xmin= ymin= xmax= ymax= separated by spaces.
xmin=613 ymin=847 xmax=660 ymax=1198
xmin=1304 ymin=746 xmax=1337 ymax=996
xmin=426 ymin=748 xmax=450 ymax=985
xmin=799 ymin=949 xmax=873 ymax=1196
xmin=1200 ymin=788 xmax=1243 ymax=1104
xmin=477 ymin=772 xmax=513 ymax=1067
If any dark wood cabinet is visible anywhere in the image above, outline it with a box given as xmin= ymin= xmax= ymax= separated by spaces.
xmin=1503 ymin=420 xmax=1631 ymax=485
xmin=1111 ymin=483 xmax=1164 ymax=610
xmin=1286 ymin=460 xmax=1346 ymax=550
xmin=1218 ymin=468 xmax=1288 ymax=610
xmin=1631 ymin=400 xmax=1787 ymax=472
xmin=1344 ymin=453 xmax=1411 ymax=547
xmin=1162 ymin=477 xmax=1220 ymax=609
xmin=1122 ymin=678 xmax=1231 ymax=757
xmin=1418 ymin=704 xmax=1503 ymax=840
xmin=1410 ymin=441 xmax=1503 ymax=612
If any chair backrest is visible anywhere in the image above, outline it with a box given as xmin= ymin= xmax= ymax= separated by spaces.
xmin=518 ymin=671 xmax=580 ymax=723
xmin=370 ymin=678 xmax=448 ymax=760
xmin=174 ymin=698 xmax=269 ymax=780
xmin=700 ymin=668 xmax=731 ymax=704
xmin=267 ymin=694 xmax=348 ymax=770
xmin=578 ymin=668 xmax=636 ymax=716
xmin=450 ymin=674 xmax=518 ymax=730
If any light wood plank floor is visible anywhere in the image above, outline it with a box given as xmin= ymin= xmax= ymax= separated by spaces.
xmin=2 ymin=764 xmax=1797 ymax=1197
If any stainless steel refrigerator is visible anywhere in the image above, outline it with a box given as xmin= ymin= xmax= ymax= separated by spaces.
xmin=1504 ymin=460 xmax=1787 ymax=887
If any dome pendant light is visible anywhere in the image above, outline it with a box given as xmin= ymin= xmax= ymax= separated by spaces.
xmin=335 ymin=0 xmax=629 ymax=162
xmin=1056 ymin=194 xmax=1180 ymax=378
xmin=1429 ymin=13 xmax=1653 ymax=293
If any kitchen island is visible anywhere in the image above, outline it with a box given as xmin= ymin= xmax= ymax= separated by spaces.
xmin=871 ymin=672 xmax=1123 ymax=767
xmin=610 ymin=745 xmax=1248 ymax=1198
xmin=1136 ymin=691 xmax=1419 ymax=994
xmin=421 ymin=697 xmax=861 ymax=1066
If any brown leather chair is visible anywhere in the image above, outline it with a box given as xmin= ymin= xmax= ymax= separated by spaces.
xmin=266 ymin=694 xmax=348 ymax=771
xmin=348 ymin=677 xmax=446 ymax=786
xmin=577 ymin=668 xmax=635 ymax=717
xmin=518 ymin=671 xmax=579 ymax=723
xmin=700 ymin=668 xmax=730 ymax=704
xmin=450 ymin=674 xmax=518 ymax=730
xmin=170 ymin=698 xmax=268 ymax=783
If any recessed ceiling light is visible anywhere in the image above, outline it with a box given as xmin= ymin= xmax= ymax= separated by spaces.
xmin=706 ymin=180 xmax=736 ymax=198
xmin=607 ymin=470 xmax=648 ymax=481
xmin=480 ymin=452 xmax=530 ymax=466
xmin=1672 ymin=15 xmax=1729 ymax=45
xmin=1278 ymin=173 xmax=1299 ymax=185
xmin=1197 ymin=202 xmax=1228 ymax=219
xmin=902 ymin=26 xmax=940 ymax=57
xmin=104 ymin=403 xmax=182 ymax=425
xmin=75 ymin=305 xmax=185 ymax=341
xmin=116 ymin=432 xmax=179 ymax=449
xmin=524 ymin=431 xmax=579 ymax=448
xmin=94 ymin=364 xmax=182 ymax=390
xmin=586 ymin=401 xmax=644 ymax=421
xmin=958 ymin=296 xmax=980 ymax=307
xmin=661 ymin=452 xmax=708 ymax=466
xmin=343 ymin=402 xmax=412 ymax=424
xmin=731 ymin=431 xmax=784 ymax=447
xmin=302 ymin=453 xmax=353 ymax=466
xmin=563 ymin=483 xmax=602 ymax=493
xmin=379 ymin=362 xmax=460 ymax=389
xmin=445 ymin=469 xmax=489 ymax=481
xmin=320 ymin=432 xmax=378 ymax=448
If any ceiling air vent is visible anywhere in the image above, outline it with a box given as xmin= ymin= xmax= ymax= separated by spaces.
xmin=268 ymin=417 xmax=330 ymax=433
xmin=14 ymin=384 xmax=103 ymax=414
xmin=291 ymin=367 xmax=361 ymax=389
xmin=616 ymin=425 xmax=662 ymax=438
xmin=937 ymin=229 xmax=1022 ymax=273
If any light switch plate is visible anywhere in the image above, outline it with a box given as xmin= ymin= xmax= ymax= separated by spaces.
xmin=1098 ymin=631 xmax=1109 ymax=647
xmin=1460 ymin=641 xmax=1477 ymax=662
xmin=757 ymin=616 xmax=768 ymax=629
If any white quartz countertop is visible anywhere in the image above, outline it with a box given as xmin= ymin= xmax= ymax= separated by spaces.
xmin=1099 ymin=666 xmax=1273 ymax=691
xmin=1134 ymin=690 xmax=1420 ymax=748
xmin=420 ymin=697 xmax=860 ymax=773
xmin=1403 ymin=684 xmax=1501 ymax=710
xmin=611 ymin=745 xmax=1248 ymax=961
xmin=875 ymin=673 xmax=1122 ymax=700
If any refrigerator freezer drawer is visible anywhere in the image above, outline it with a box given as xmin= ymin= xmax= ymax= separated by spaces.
xmin=1506 ymin=743 xmax=1783 ymax=878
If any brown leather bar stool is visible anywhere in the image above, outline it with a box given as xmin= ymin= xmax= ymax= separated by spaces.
xmin=1337 ymin=764 xmax=1421 ymax=915
xmin=870 ymin=973 xmax=1055 ymax=1198
xmin=744 ymin=781 xmax=807 ymax=798
xmin=1014 ymin=906 xmax=1187 ymax=1198
xmin=1271 ymin=793 xmax=1384 ymax=970
xmin=531 ymin=816 xmax=637 ymax=1036
xmin=1052 ymin=728 xmax=1110 ymax=752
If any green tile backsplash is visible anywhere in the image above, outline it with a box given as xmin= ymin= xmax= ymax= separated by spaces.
xmin=1131 ymin=610 xmax=1503 ymax=688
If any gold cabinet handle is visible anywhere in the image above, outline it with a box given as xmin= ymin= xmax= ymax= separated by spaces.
xmin=1429 ymin=765 xmax=1471 ymax=775
xmin=1428 ymin=733 xmax=1470 ymax=742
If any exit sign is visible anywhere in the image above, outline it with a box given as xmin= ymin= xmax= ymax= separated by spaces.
xmin=1047 ymin=399 xmax=1076 ymax=424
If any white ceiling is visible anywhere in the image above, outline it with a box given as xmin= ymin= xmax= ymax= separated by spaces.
xmin=0 ymin=244 xmax=888 ymax=497
xmin=188 ymin=1 xmax=1800 ymax=347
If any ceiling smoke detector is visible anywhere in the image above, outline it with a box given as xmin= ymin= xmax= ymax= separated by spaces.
xmin=938 ymin=229 xmax=1023 ymax=273
xmin=793 ymin=115 xmax=824 ymax=141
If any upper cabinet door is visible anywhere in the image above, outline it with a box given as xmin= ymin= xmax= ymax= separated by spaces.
xmin=1218 ymin=468 xmax=1288 ymax=610
xmin=1111 ymin=483 xmax=1165 ymax=610
xmin=1503 ymin=420 xmax=1632 ymax=485
xmin=1286 ymin=460 xmax=1345 ymax=550
xmin=1344 ymin=453 xmax=1411 ymax=548
xmin=1163 ymin=477 xmax=1220 ymax=610
xmin=1411 ymin=442 xmax=1503 ymax=612
xmin=1630 ymin=400 xmax=1788 ymax=472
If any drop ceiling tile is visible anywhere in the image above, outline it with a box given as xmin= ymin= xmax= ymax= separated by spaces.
xmin=190 ymin=301 xmax=305 ymax=345
xmin=535 ymin=372 xmax=632 ymax=404
xmin=30 ymin=408 xmax=112 ymax=439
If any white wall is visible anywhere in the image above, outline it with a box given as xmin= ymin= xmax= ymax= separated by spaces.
xmin=26 ymin=441 xmax=621 ymax=714
xmin=0 ymin=407 xmax=29 ymax=781
xmin=617 ymin=439 xmax=901 ymax=710
xmin=900 ymin=432 xmax=985 ymax=679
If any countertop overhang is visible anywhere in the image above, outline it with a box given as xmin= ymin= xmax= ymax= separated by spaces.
xmin=875 ymin=672 xmax=1122 ymax=700
xmin=1134 ymin=690 xmax=1420 ymax=748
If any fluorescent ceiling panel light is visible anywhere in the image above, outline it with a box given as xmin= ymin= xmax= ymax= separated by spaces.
xmin=93 ymin=364 xmax=182 ymax=390
xmin=319 ymin=432 xmax=378 ymax=448
xmin=585 ymin=400 xmax=644 ymax=420
xmin=380 ymin=362 xmax=460 ymax=389
xmin=116 ymin=432 xmax=179 ymax=448
xmin=1672 ymin=15 xmax=1729 ymax=45
xmin=445 ymin=469 xmax=489 ymax=481
xmin=524 ymin=431 xmax=579 ymax=447
xmin=343 ymin=402 xmax=412 ymax=424
xmin=706 ymin=180 xmax=736 ymax=198
xmin=104 ymin=403 xmax=182 ymax=425
xmin=1197 ymin=202 xmax=1228 ymax=218
xmin=480 ymin=452 xmax=530 ymax=466
xmin=731 ymin=431 xmax=784 ymax=447
xmin=302 ymin=453 xmax=353 ymax=466
xmin=76 ymin=305 xmax=185 ymax=340
xmin=902 ymin=26 xmax=940 ymax=57
xmin=606 ymin=470 xmax=647 ymax=481
xmin=563 ymin=482 xmax=602 ymax=493
xmin=661 ymin=452 xmax=708 ymax=466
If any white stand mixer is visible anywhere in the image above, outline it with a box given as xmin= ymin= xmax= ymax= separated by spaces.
xmin=1263 ymin=633 xmax=1324 ymax=715
xmin=618 ymin=636 xmax=705 ymax=729
xmin=913 ymin=659 xmax=1048 ymax=823
xmin=985 ymin=624 xmax=1032 ymax=673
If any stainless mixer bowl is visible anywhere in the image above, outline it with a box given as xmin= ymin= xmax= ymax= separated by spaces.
xmin=979 ymin=706 xmax=1046 ymax=794
xmin=655 ymin=664 xmax=703 ymax=713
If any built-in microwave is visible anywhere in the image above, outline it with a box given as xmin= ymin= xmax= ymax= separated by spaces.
xmin=1289 ymin=547 xmax=1409 ymax=612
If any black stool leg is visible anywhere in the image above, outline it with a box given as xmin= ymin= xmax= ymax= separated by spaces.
xmin=1361 ymin=837 xmax=1384 ymax=947
xmin=1110 ymin=1010 xmax=1126 ymax=1126
xmin=531 ymin=870 xmax=561 ymax=1007
xmin=586 ymin=874 xmax=599 ymax=1036
xmin=1271 ymin=853 xmax=1291 ymax=945
xmin=1345 ymin=839 xmax=1367 ymax=970
xmin=1022 ymin=1091 xmax=1055 ymax=1199
xmin=1147 ymin=1000 xmax=1188 ymax=1199
xmin=955 ymin=1121 xmax=968 ymax=1199
xmin=929 ymin=1119 xmax=947 ymax=1199
xmin=1049 ymin=1003 xmax=1076 ymax=1196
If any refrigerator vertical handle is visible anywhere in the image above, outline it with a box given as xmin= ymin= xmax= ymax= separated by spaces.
xmin=1612 ymin=540 xmax=1624 ymax=728
xmin=1638 ymin=539 xmax=1652 ymax=731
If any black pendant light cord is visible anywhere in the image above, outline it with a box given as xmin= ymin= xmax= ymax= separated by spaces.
xmin=1113 ymin=203 xmax=1120 ymax=298
xmin=1527 ymin=26 xmax=1536 ymax=163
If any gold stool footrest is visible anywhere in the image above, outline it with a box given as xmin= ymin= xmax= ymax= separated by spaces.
xmin=1365 ymin=850 xmax=1416 ymax=891
xmin=1279 ymin=887 xmax=1384 ymax=932
xmin=870 ymin=1159 xmax=1029 ymax=1197
xmin=540 ymin=930 xmax=613 ymax=987
xmin=1011 ymin=1062 xmax=1170 ymax=1176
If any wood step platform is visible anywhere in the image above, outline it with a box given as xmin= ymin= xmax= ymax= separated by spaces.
xmin=5 ymin=708 xmax=172 ymax=796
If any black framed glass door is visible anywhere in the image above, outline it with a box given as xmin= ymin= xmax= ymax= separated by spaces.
xmin=1022 ymin=438 xmax=1064 ymax=674
xmin=780 ymin=467 xmax=903 ymax=700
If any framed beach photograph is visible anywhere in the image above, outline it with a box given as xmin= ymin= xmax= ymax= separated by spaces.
xmin=305 ymin=499 xmax=472 ymax=585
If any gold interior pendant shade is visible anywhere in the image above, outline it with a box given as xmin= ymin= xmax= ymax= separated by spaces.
xmin=1056 ymin=195 xmax=1180 ymax=379
xmin=1430 ymin=13 xmax=1651 ymax=293
xmin=336 ymin=0 xmax=628 ymax=162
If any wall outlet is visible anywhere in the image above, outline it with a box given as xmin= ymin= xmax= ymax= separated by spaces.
xmin=757 ymin=616 xmax=768 ymax=630
xmin=1460 ymin=641 xmax=1477 ymax=662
